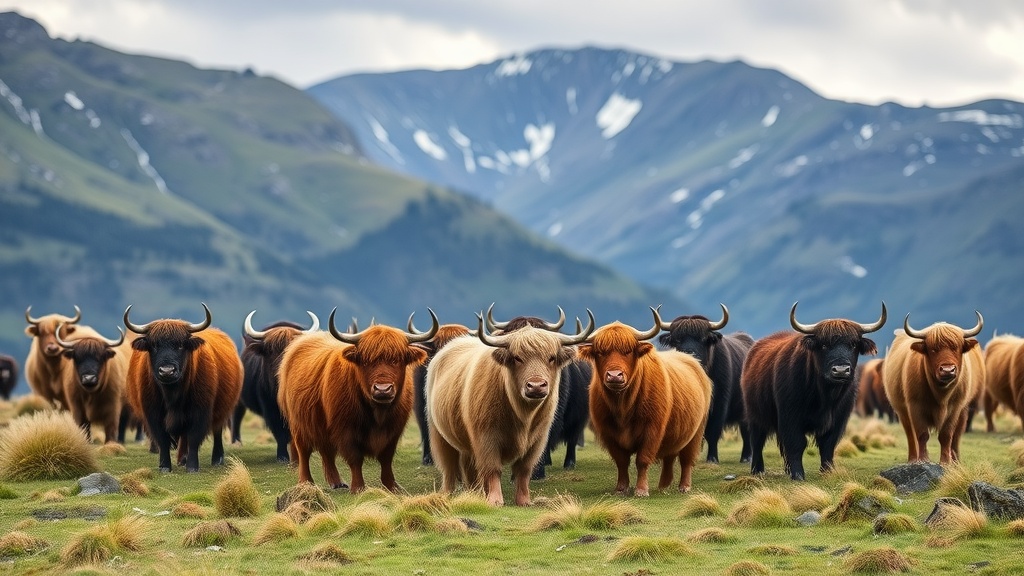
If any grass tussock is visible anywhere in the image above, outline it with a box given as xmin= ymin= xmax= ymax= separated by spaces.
xmin=213 ymin=457 xmax=261 ymax=518
xmin=1005 ymin=468 xmax=1024 ymax=484
xmin=727 ymin=488 xmax=794 ymax=528
xmin=182 ymin=520 xmax=241 ymax=548
xmin=59 ymin=516 xmax=149 ymax=567
xmin=835 ymin=438 xmax=861 ymax=457
xmin=607 ymin=536 xmax=694 ymax=562
xmin=926 ymin=502 xmax=989 ymax=542
xmin=936 ymin=461 xmax=1001 ymax=499
xmin=872 ymin=513 xmax=920 ymax=535
xmin=393 ymin=507 xmax=436 ymax=532
xmin=820 ymin=463 xmax=854 ymax=484
xmin=14 ymin=394 xmax=51 ymax=416
xmin=12 ymin=518 xmax=37 ymax=531
xmin=252 ymin=513 xmax=299 ymax=545
xmin=529 ymin=494 xmax=643 ymax=531
xmin=1006 ymin=519 xmax=1024 ymax=537
xmin=747 ymin=544 xmax=799 ymax=556
xmin=870 ymin=476 xmax=897 ymax=493
xmin=822 ymin=482 xmax=896 ymax=523
xmin=679 ymin=492 xmax=722 ymax=518
xmin=450 ymin=490 xmax=491 ymax=514
xmin=0 ymin=531 xmax=49 ymax=557
xmin=434 ymin=517 xmax=470 ymax=534
xmin=0 ymin=483 xmax=17 ymax=499
xmin=299 ymin=542 xmax=353 ymax=565
xmin=785 ymin=485 xmax=832 ymax=513
xmin=0 ymin=411 xmax=99 ymax=481
xmin=276 ymin=483 xmax=336 ymax=514
xmin=96 ymin=442 xmax=127 ymax=457
xmin=1010 ymin=439 xmax=1024 ymax=468
xmin=353 ymin=486 xmax=399 ymax=507
xmin=170 ymin=502 xmax=209 ymax=520
xmin=119 ymin=475 xmax=150 ymax=497
xmin=686 ymin=527 xmax=734 ymax=544
xmin=399 ymin=492 xmax=452 ymax=516
xmin=281 ymin=501 xmax=317 ymax=524
xmin=305 ymin=512 xmax=341 ymax=536
xmin=340 ymin=503 xmax=393 ymax=537
xmin=161 ymin=491 xmax=214 ymax=509
xmin=843 ymin=546 xmax=915 ymax=573
xmin=719 ymin=475 xmax=765 ymax=494
xmin=723 ymin=560 xmax=771 ymax=576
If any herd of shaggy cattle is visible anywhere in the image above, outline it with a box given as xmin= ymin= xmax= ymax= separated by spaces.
xmin=4 ymin=300 xmax=1022 ymax=506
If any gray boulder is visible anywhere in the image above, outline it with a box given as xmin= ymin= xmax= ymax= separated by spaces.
xmin=879 ymin=462 xmax=944 ymax=494
xmin=924 ymin=497 xmax=967 ymax=527
xmin=795 ymin=510 xmax=821 ymax=526
xmin=78 ymin=472 xmax=121 ymax=496
xmin=967 ymin=481 xmax=1024 ymax=520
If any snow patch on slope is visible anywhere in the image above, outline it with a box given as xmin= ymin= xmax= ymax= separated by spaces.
xmin=596 ymin=93 xmax=642 ymax=138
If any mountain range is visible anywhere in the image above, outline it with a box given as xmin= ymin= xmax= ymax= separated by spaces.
xmin=0 ymin=13 xmax=678 ymax=392
xmin=309 ymin=47 xmax=1024 ymax=336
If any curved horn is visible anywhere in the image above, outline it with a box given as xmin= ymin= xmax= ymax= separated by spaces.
xmin=304 ymin=311 xmax=320 ymax=333
xmin=54 ymin=323 xmax=76 ymax=350
xmin=25 ymin=306 xmax=41 ymax=326
xmin=857 ymin=302 xmax=887 ymax=334
xmin=243 ymin=310 xmax=267 ymax=341
xmin=103 ymin=327 xmax=126 ymax=348
xmin=707 ymin=303 xmax=730 ymax=331
xmin=123 ymin=304 xmax=153 ymax=335
xmin=349 ymin=317 xmax=359 ymax=334
xmin=902 ymin=313 xmax=927 ymax=339
xmin=485 ymin=303 xmax=506 ymax=331
xmin=406 ymin=309 xmax=440 ymax=343
xmin=962 ymin=310 xmax=984 ymax=338
xmin=658 ymin=306 xmax=673 ymax=331
xmin=541 ymin=306 xmax=566 ymax=331
xmin=476 ymin=312 xmax=511 ymax=349
xmin=628 ymin=306 xmax=664 ymax=341
xmin=558 ymin=309 xmax=595 ymax=345
xmin=329 ymin=308 xmax=364 ymax=344
xmin=68 ymin=305 xmax=82 ymax=324
xmin=187 ymin=303 xmax=212 ymax=333
xmin=789 ymin=301 xmax=818 ymax=334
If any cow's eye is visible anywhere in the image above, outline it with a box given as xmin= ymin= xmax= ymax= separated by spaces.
xmin=548 ymin=355 xmax=557 ymax=364
xmin=514 ymin=356 xmax=524 ymax=364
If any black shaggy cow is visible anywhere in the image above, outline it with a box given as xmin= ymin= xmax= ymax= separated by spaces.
xmin=741 ymin=302 xmax=886 ymax=480
xmin=233 ymin=311 xmax=319 ymax=462
xmin=0 ymin=353 xmax=17 ymax=400
xmin=657 ymin=304 xmax=754 ymax=463
xmin=485 ymin=305 xmax=593 ymax=480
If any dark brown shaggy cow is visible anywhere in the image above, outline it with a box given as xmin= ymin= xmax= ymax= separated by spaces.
xmin=656 ymin=304 xmax=754 ymax=463
xmin=426 ymin=312 xmax=592 ymax=506
xmin=742 ymin=302 xmax=886 ymax=480
xmin=412 ymin=323 xmax=473 ymax=465
xmin=0 ymin=354 xmax=17 ymax=400
xmin=277 ymin=309 xmax=437 ymax=492
xmin=234 ymin=311 xmax=319 ymax=462
xmin=855 ymin=358 xmax=895 ymax=422
xmin=983 ymin=334 xmax=1024 ymax=432
xmin=884 ymin=313 xmax=984 ymax=464
xmin=57 ymin=325 xmax=130 ymax=443
xmin=24 ymin=306 xmax=100 ymax=409
xmin=579 ymin=308 xmax=713 ymax=496
xmin=124 ymin=303 xmax=243 ymax=472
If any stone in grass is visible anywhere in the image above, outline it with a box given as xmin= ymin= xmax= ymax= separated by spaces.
xmin=879 ymin=462 xmax=943 ymax=494
xmin=924 ymin=497 xmax=968 ymax=528
xmin=78 ymin=472 xmax=120 ymax=496
xmin=967 ymin=481 xmax=1024 ymax=520
xmin=795 ymin=511 xmax=821 ymax=526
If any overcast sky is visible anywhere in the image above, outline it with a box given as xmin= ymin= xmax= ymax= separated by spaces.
xmin=3 ymin=0 xmax=1023 ymax=107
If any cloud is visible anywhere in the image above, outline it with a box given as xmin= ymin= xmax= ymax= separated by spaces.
xmin=3 ymin=0 xmax=1023 ymax=105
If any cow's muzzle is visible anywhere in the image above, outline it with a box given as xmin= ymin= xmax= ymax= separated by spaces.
xmin=156 ymin=365 xmax=180 ymax=383
xmin=79 ymin=374 xmax=99 ymax=388
xmin=371 ymin=383 xmax=396 ymax=403
xmin=937 ymin=365 xmax=957 ymax=384
xmin=829 ymin=364 xmax=852 ymax=381
xmin=524 ymin=378 xmax=549 ymax=400
xmin=43 ymin=344 xmax=62 ymax=356
xmin=604 ymin=370 xmax=627 ymax=391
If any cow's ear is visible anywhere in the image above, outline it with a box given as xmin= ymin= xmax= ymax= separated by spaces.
xmin=636 ymin=342 xmax=654 ymax=357
xmin=657 ymin=333 xmax=671 ymax=347
xmin=963 ymin=338 xmax=979 ymax=353
xmin=556 ymin=346 xmax=576 ymax=366
xmin=406 ymin=345 xmax=428 ymax=366
xmin=131 ymin=337 xmax=150 ymax=352
xmin=491 ymin=348 xmax=515 ymax=366
xmin=707 ymin=332 xmax=724 ymax=345
xmin=63 ymin=325 xmax=76 ymax=336
xmin=909 ymin=341 xmax=925 ymax=355
xmin=185 ymin=337 xmax=205 ymax=352
xmin=25 ymin=325 xmax=38 ymax=337
xmin=413 ymin=342 xmax=436 ymax=355
xmin=61 ymin=350 xmax=75 ymax=360
xmin=245 ymin=341 xmax=266 ymax=356
xmin=859 ymin=337 xmax=878 ymax=356
xmin=800 ymin=336 xmax=816 ymax=350
xmin=104 ymin=349 xmax=116 ymax=360
xmin=576 ymin=343 xmax=594 ymax=361
xmin=342 ymin=346 xmax=362 ymax=365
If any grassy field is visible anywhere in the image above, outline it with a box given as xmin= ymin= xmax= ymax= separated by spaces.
xmin=1 ymin=398 xmax=1023 ymax=575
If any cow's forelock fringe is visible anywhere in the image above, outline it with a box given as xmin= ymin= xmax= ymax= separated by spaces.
xmin=591 ymin=323 xmax=648 ymax=354
xmin=813 ymin=320 xmax=865 ymax=342
xmin=354 ymin=327 xmax=418 ymax=363
xmin=916 ymin=322 xmax=973 ymax=350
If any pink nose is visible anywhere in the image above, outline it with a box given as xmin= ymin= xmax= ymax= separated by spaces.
xmin=938 ymin=365 xmax=957 ymax=378
xmin=373 ymin=383 xmax=395 ymax=396
xmin=605 ymin=370 xmax=625 ymax=384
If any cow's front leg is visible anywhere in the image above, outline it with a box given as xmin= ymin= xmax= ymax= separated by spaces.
xmin=777 ymin=421 xmax=807 ymax=481
xmin=606 ymin=445 xmax=631 ymax=494
xmin=378 ymin=441 xmax=401 ymax=492
xmin=347 ymin=454 xmax=366 ymax=494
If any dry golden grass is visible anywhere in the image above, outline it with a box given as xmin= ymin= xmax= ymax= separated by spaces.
xmin=843 ymin=546 xmax=915 ymax=573
xmin=252 ymin=513 xmax=299 ymax=545
xmin=299 ymin=541 xmax=353 ymax=565
xmin=870 ymin=476 xmax=897 ymax=493
xmin=686 ymin=527 xmax=734 ymax=544
xmin=529 ymin=494 xmax=643 ymax=531
xmin=13 ymin=394 xmax=51 ymax=416
xmin=170 ymin=501 xmax=209 ymax=520
xmin=936 ymin=461 xmax=1001 ymax=499
xmin=119 ymin=474 xmax=150 ymax=496
xmin=393 ymin=507 xmax=436 ymax=531
xmin=822 ymin=482 xmax=896 ymax=523
xmin=213 ymin=457 xmax=261 ymax=518
xmin=449 ymin=490 xmax=491 ymax=514
xmin=275 ymin=482 xmax=336 ymax=514
xmin=606 ymin=536 xmax=694 ymax=562
xmin=0 ymin=531 xmax=49 ymax=557
xmin=785 ymin=484 xmax=832 ymax=513
xmin=106 ymin=515 xmax=151 ymax=551
xmin=0 ymin=411 xmax=99 ymax=481
xmin=723 ymin=560 xmax=771 ymax=576
xmin=181 ymin=520 xmax=241 ymax=548
xmin=747 ymin=544 xmax=798 ymax=556
xmin=96 ymin=442 xmax=127 ymax=457
xmin=835 ymin=438 xmax=861 ymax=457
xmin=679 ymin=491 xmax=722 ymax=518
xmin=727 ymin=488 xmax=793 ymax=528
xmin=304 ymin=512 xmax=341 ymax=536
xmin=1006 ymin=519 xmax=1024 ymax=537
xmin=925 ymin=502 xmax=989 ymax=543
xmin=872 ymin=513 xmax=920 ymax=535
xmin=1009 ymin=439 xmax=1024 ymax=468
xmin=398 ymin=491 xmax=452 ymax=516
xmin=12 ymin=518 xmax=37 ymax=531
xmin=340 ymin=503 xmax=393 ymax=537
xmin=59 ymin=515 xmax=150 ymax=567
xmin=434 ymin=517 xmax=470 ymax=534
xmin=719 ymin=475 xmax=765 ymax=494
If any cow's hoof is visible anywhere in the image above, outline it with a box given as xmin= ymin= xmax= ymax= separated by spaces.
xmin=329 ymin=482 xmax=349 ymax=490
xmin=159 ymin=467 xmax=171 ymax=473
xmin=706 ymin=456 xmax=720 ymax=464
xmin=277 ymin=456 xmax=290 ymax=464
xmin=211 ymin=458 xmax=225 ymax=466
xmin=740 ymin=456 xmax=751 ymax=463
xmin=422 ymin=455 xmax=434 ymax=466
xmin=634 ymin=488 xmax=650 ymax=497
xmin=186 ymin=467 xmax=199 ymax=473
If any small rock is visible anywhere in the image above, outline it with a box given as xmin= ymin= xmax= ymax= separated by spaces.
xmin=879 ymin=462 xmax=943 ymax=494
xmin=577 ymin=534 xmax=599 ymax=544
xmin=795 ymin=510 xmax=821 ymax=526
xmin=78 ymin=472 xmax=121 ymax=496
xmin=802 ymin=545 xmax=827 ymax=553
xmin=723 ymin=474 xmax=737 ymax=481
xmin=459 ymin=517 xmax=483 ymax=531
xmin=830 ymin=545 xmax=853 ymax=556
xmin=205 ymin=546 xmax=223 ymax=552
xmin=967 ymin=561 xmax=991 ymax=571
xmin=925 ymin=497 xmax=968 ymax=527
xmin=967 ymin=481 xmax=1024 ymax=520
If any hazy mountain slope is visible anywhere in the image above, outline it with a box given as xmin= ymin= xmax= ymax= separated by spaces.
xmin=309 ymin=46 xmax=1024 ymax=336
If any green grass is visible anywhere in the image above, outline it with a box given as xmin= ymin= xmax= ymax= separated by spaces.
xmin=1 ymin=401 xmax=1024 ymax=574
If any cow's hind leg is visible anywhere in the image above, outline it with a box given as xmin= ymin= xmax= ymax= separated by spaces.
xmin=429 ymin=429 xmax=460 ymax=493
xmin=748 ymin=424 xmax=769 ymax=476
xmin=738 ymin=422 xmax=752 ymax=463
xmin=230 ymin=402 xmax=246 ymax=445
xmin=657 ymin=454 xmax=676 ymax=492
xmin=676 ymin=431 xmax=705 ymax=492
xmin=210 ymin=425 xmax=225 ymax=466
xmin=318 ymin=444 xmax=348 ymax=490
xmin=777 ymin=423 xmax=808 ymax=481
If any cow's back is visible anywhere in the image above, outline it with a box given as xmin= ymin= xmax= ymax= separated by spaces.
xmin=277 ymin=331 xmax=344 ymax=450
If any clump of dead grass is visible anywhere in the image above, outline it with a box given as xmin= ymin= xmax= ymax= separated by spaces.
xmin=719 ymin=475 xmax=765 ymax=494
xmin=936 ymin=461 xmax=1001 ymax=499
xmin=0 ymin=411 xmax=99 ymax=481
xmin=529 ymin=494 xmax=643 ymax=531
xmin=59 ymin=515 xmax=150 ymax=567
xmin=872 ymin=513 xmax=920 ymax=535
xmin=170 ymin=501 xmax=209 ymax=520
xmin=181 ymin=520 xmax=241 ymax=548
xmin=340 ymin=503 xmax=393 ymax=537
xmin=843 ymin=546 xmax=915 ymax=573
xmin=686 ymin=527 xmax=734 ymax=544
xmin=727 ymin=488 xmax=794 ymax=528
xmin=252 ymin=513 xmax=299 ymax=545
xmin=723 ymin=560 xmax=771 ymax=575
xmin=785 ymin=484 xmax=832 ymax=513
xmin=213 ymin=457 xmax=261 ymax=518
xmin=821 ymin=482 xmax=896 ymax=523
xmin=679 ymin=492 xmax=722 ymax=518
xmin=0 ymin=531 xmax=49 ymax=557
xmin=607 ymin=536 xmax=694 ymax=562
xmin=299 ymin=541 xmax=353 ymax=565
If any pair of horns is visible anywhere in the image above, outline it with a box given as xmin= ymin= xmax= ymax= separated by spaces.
xmin=124 ymin=303 xmax=212 ymax=335
xmin=244 ymin=311 xmax=319 ymax=340
xmin=55 ymin=323 xmax=124 ymax=349
xmin=656 ymin=303 xmax=729 ymax=331
xmin=790 ymin=301 xmax=887 ymax=335
xmin=903 ymin=311 xmax=983 ymax=339
xmin=328 ymin=308 xmax=439 ymax=344
xmin=26 ymin=305 xmax=81 ymax=326
xmin=485 ymin=303 xmax=566 ymax=332
xmin=477 ymin=309 xmax=595 ymax=348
